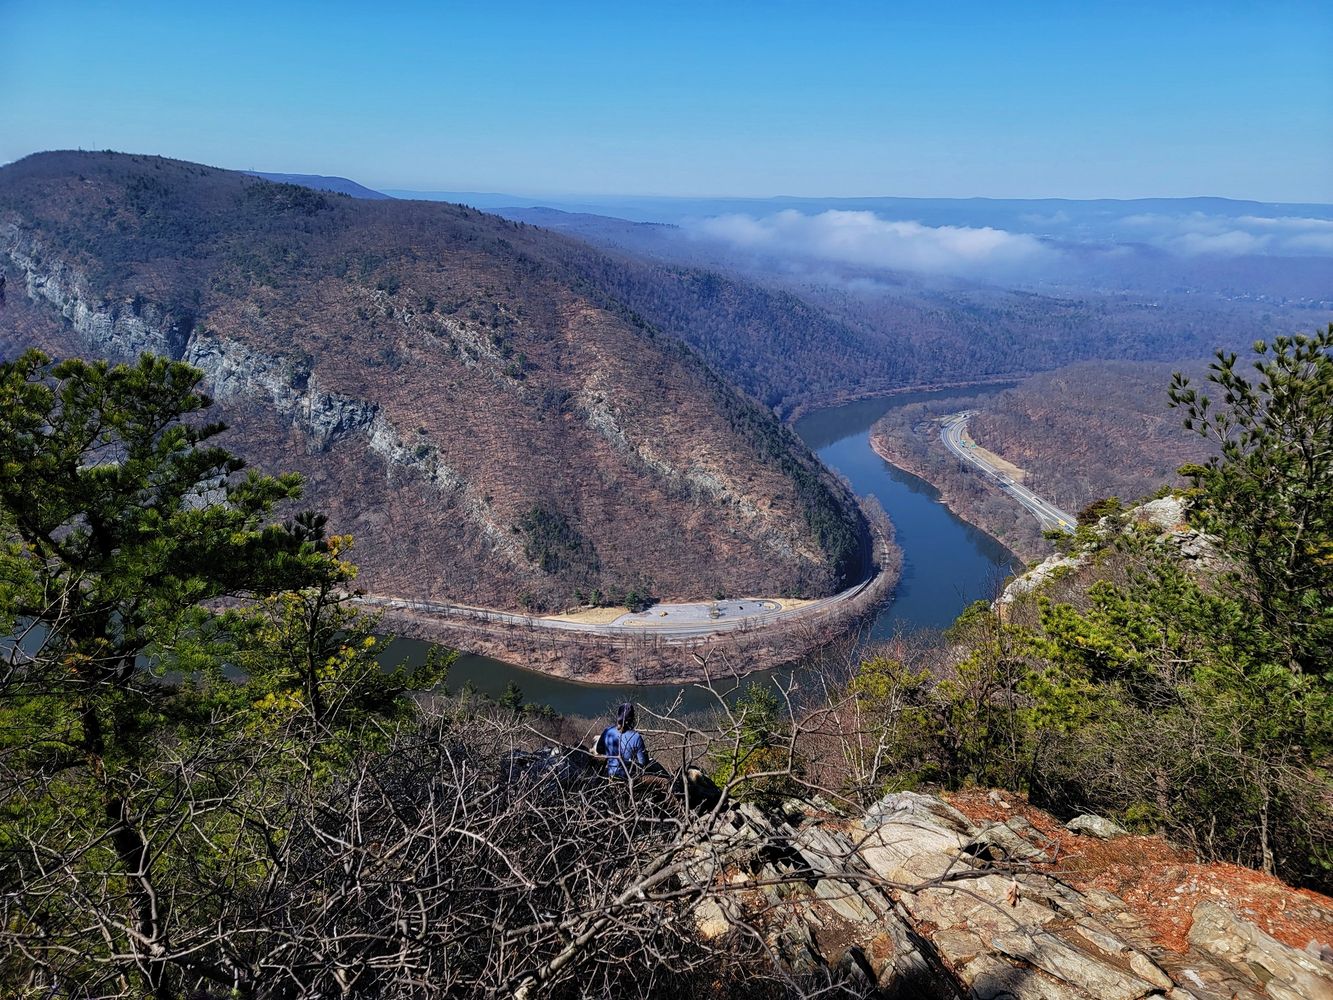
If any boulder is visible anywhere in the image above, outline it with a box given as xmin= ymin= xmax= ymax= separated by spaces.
xmin=1065 ymin=813 xmax=1129 ymax=839
xmin=692 ymin=896 xmax=735 ymax=939
xmin=998 ymin=552 xmax=1086 ymax=605
xmin=864 ymin=790 xmax=976 ymax=835
xmin=1136 ymin=495 xmax=1188 ymax=532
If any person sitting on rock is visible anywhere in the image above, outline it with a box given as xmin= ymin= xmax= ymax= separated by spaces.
xmin=596 ymin=701 xmax=648 ymax=779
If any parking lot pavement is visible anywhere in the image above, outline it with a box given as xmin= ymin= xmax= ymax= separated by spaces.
xmin=613 ymin=599 xmax=782 ymax=627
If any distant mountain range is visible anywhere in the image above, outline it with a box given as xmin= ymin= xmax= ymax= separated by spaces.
xmin=0 ymin=151 xmax=867 ymax=612
xmin=473 ymin=206 xmax=1331 ymax=419
xmin=386 ymin=189 xmax=1333 ymax=236
xmin=248 ymin=171 xmax=391 ymax=199
xmin=384 ymin=193 xmax=1332 ymax=402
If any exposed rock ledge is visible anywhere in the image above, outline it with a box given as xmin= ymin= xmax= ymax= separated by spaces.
xmin=998 ymin=495 xmax=1224 ymax=608
xmin=0 ymin=227 xmax=524 ymax=566
xmin=695 ymin=790 xmax=1333 ymax=999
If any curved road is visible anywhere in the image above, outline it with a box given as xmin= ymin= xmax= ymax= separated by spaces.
xmin=357 ymin=576 xmax=876 ymax=641
xmin=940 ymin=412 xmax=1076 ymax=534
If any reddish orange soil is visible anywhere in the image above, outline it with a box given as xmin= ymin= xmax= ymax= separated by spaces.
xmin=945 ymin=789 xmax=1333 ymax=955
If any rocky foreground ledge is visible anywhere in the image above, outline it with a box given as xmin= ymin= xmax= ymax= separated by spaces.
xmin=693 ymin=790 xmax=1333 ymax=1000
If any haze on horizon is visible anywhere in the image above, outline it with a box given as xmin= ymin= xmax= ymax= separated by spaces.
xmin=2 ymin=0 xmax=1331 ymax=203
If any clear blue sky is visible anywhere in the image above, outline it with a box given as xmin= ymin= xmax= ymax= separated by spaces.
xmin=2 ymin=0 xmax=1330 ymax=200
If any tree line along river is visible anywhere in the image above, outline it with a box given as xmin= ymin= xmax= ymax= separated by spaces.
xmin=383 ymin=386 xmax=1022 ymax=717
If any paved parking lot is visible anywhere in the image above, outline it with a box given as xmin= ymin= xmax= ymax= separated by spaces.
xmin=612 ymin=599 xmax=781 ymax=628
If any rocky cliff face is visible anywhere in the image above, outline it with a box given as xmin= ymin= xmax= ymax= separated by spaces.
xmin=4 ymin=223 xmax=183 ymax=357
xmin=997 ymin=495 xmax=1224 ymax=609
xmin=0 ymin=151 xmax=871 ymax=617
xmin=1 ymin=220 xmax=529 ymax=572
xmin=693 ymin=790 xmax=1333 ymax=999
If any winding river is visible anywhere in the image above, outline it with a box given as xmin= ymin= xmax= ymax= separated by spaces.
xmin=382 ymin=386 xmax=1021 ymax=716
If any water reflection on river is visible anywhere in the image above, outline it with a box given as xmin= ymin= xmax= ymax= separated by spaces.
xmin=381 ymin=386 xmax=1021 ymax=717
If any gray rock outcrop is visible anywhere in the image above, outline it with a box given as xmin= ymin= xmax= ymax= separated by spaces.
xmin=687 ymin=790 xmax=1331 ymax=999
xmin=1188 ymin=902 xmax=1333 ymax=1000
xmin=997 ymin=494 xmax=1223 ymax=609
xmin=1065 ymin=814 xmax=1129 ymax=839
xmin=0 ymin=229 xmax=524 ymax=565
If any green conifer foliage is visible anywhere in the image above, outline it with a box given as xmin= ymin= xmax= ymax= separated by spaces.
xmin=1170 ymin=324 xmax=1333 ymax=676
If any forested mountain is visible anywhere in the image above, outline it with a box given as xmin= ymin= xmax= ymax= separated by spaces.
xmin=968 ymin=360 xmax=1217 ymax=512
xmin=557 ymin=251 xmax=911 ymax=412
xmin=0 ymin=151 xmax=867 ymax=610
xmin=869 ymin=360 xmax=1219 ymax=559
xmin=499 ymin=206 xmax=1332 ymax=416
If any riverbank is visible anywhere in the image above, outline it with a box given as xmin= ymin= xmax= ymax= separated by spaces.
xmin=869 ymin=381 xmax=1055 ymax=570
xmin=869 ymin=426 xmax=1045 ymax=570
xmin=371 ymin=501 xmax=901 ymax=686
xmin=376 ymin=386 xmax=1023 ymax=712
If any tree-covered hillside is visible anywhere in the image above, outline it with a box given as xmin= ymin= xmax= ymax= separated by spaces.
xmin=868 ymin=359 xmax=1221 ymax=558
xmin=857 ymin=331 xmax=1333 ymax=885
xmin=0 ymin=151 xmax=868 ymax=611
xmin=501 ymin=206 xmax=1333 ymax=419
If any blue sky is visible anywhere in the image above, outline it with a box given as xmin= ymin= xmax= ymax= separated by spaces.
xmin=2 ymin=1 xmax=1330 ymax=200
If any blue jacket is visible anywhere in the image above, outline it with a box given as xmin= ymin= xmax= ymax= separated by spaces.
xmin=602 ymin=726 xmax=647 ymax=778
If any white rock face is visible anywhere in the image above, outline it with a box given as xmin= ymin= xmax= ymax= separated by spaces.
xmin=184 ymin=332 xmax=311 ymax=422
xmin=3 ymin=223 xmax=178 ymax=358
xmin=1 ymin=233 xmax=524 ymax=564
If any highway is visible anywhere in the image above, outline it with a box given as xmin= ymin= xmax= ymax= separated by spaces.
xmin=940 ymin=412 xmax=1076 ymax=534
xmin=356 ymin=575 xmax=876 ymax=641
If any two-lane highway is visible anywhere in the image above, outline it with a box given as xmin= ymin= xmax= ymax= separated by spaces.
xmin=940 ymin=412 xmax=1076 ymax=534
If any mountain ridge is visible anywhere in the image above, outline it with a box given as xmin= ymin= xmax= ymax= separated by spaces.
xmin=247 ymin=170 xmax=391 ymax=199
xmin=0 ymin=150 xmax=869 ymax=622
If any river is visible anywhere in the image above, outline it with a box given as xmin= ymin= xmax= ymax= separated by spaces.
xmin=381 ymin=386 xmax=1021 ymax=716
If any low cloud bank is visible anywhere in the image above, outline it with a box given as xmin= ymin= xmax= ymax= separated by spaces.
xmin=1120 ymin=212 xmax=1333 ymax=256
xmin=690 ymin=210 xmax=1052 ymax=275
xmin=682 ymin=207 xmax=1333 ymax=282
